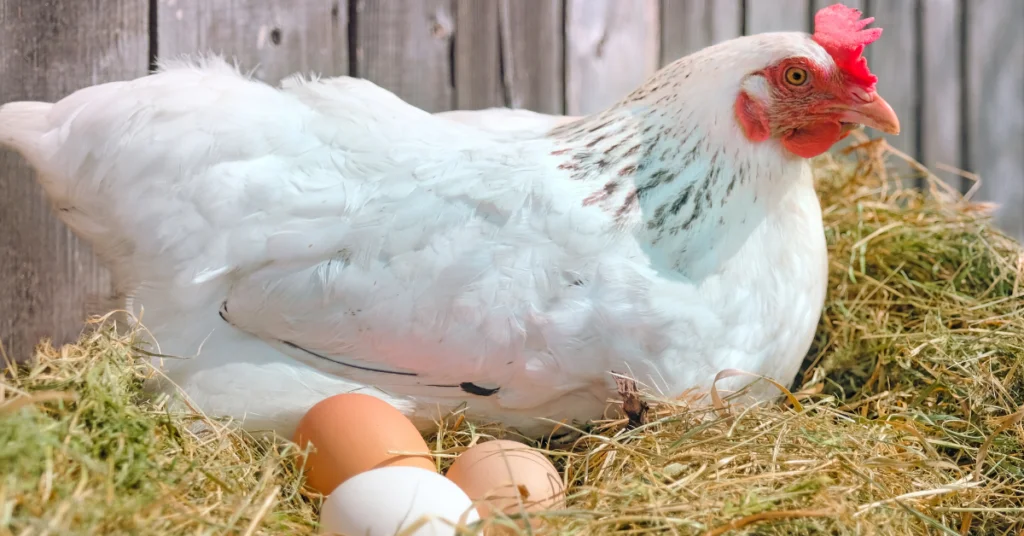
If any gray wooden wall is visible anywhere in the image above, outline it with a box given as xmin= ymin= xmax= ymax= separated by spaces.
xmin=1 ymin=0 xmax=1022 ymax=358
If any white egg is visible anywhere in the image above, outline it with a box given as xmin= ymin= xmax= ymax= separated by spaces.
xmin=319 ymin=466 xmax=481 ymax=536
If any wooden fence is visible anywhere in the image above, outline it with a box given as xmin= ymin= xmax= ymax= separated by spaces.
xmin=1 ymin=0 xmax=1022 ymax=358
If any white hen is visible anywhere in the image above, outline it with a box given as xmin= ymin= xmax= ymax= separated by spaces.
xmin=0 ymin=5 xmax=899 ymax=438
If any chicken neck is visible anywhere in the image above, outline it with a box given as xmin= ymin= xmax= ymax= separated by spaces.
xmin=544 ymin=58 xmax=809 ymax=281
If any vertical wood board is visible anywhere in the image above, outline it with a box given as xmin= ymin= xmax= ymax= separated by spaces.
xmin=865 ymin=0 xmax=918 ymax=171
xmin=454 ymin=0 xmax=502 ymax=109
xmin=919 ymin=0 xmax=962 ymax=183
xmin=353 ymin=0 xmax=455 ymax=112
xmin=966 ymin=0 xmax=1024 ymax=239
xmin=566 ymin=0 xmax=660 ymax=115
xmin=745 ymin=0 xmax=812 ymax=34
xmin=0 ymin=0 xmax=148 ymax=359
xmin=158 ymin=0 xmax=348 ymax=85
xmin=499 ymin=0 xmax=565 ymax=114
xmin=660 ymin=0 xmax=742 ymax=65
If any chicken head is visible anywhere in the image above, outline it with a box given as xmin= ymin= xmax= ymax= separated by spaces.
xmin=734 ymin=3 xmax=901 ymax=159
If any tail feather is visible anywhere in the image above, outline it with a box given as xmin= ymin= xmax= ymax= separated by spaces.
xmin=0 ymin=101 xmax=54 ymax=159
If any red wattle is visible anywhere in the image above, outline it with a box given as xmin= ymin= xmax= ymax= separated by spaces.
xmin=782 ymin=121 xmax=844 ymax=159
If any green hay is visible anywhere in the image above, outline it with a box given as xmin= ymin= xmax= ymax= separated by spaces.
xmin=1 ymin=330 xmax=317 ymax=535
xmin=2 ymin=140 xmax=1022 ymax=535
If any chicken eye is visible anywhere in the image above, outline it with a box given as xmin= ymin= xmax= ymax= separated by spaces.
xmin=784 ymin=67 xmax=809 ymax=87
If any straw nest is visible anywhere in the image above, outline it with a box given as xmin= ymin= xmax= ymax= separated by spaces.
xmin=3 ymin=138 xmax=1022 ymax=536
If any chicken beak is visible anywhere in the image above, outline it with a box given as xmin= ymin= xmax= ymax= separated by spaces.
xmin=837 ymin=93 xmax=901 ymax=135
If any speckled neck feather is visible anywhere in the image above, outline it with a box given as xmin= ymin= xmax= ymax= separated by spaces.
xmin=545 ymin=52 xmax=801 ymax=280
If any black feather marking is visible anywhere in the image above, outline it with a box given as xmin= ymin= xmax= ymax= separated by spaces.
xmin=587 ymin=119 xmax=614 ymax=133
xmin=669 ymin=184 xmax=695 ymax=216
xmin=680 ymin=197 xmax=703 ymax=231
xmin=218 ymin=301 xmax=230 ymax=322
xmin=460 ymin=382 xmax=500 ymax=396
xmin=282 ymin=340 xmax=419 ymax=377
xmin=680 ymin=144 xmax=701 ymax=167
xmin=616 ymin=189 xmax=639 ymax=219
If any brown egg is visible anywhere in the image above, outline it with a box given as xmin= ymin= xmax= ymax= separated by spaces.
xmin=292 ymin=393 xmax=435 ymax=495
xmin=444 ymin=440 xmax=565 ymax=529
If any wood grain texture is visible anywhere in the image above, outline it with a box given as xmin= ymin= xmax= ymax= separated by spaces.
xmin=966 ymin=0 xmax=1024 ymax=239
xmin=454 ymin=0 xmax=502 ymax=109
xmin=745 ymin=0 xmax=812 ymax=34
xmin=0 ymin=0 xmax=148 ymax=360
xmin=499 ymin=0 xmax=564 ymax=114
xmin=158 ymin=0 xmax=348 ymax=85
xmin=865 ymin=0 xmax=918 ymax=173
xmin=566 ymin=0 xmax=660 ymax=115
xmin=919 ymin=0 xmax=962 ymax=181
xmin=660 ymin=0 xmax=742 ymax=65
xmin=353 ymin=0 xmax=454 ymax=112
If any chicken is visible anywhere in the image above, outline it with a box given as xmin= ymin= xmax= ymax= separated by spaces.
xmin=0 ymin=5 xmax=899 ymax=438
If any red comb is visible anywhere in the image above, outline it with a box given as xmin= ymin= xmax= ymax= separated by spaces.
xmin=812 ymin=4 xmax=883 ymax=90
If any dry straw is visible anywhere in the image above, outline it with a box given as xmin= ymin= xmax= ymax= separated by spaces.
xmin=2 ymin=138 xmax=1022 ymax=535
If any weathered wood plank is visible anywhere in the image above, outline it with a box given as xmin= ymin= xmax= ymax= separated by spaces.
xmin=746 ymin=0 xmax=812 ymax=34
xmin=660 ymin=0 xmax=742 ymax=65
xmin=0 ymin=0 xmax=148 ymax=360
xmin=159 ymin=0 xmax=348 ymax=85
xmin=864 ymin=0 xmax=918 ymax=173
xmin=354 ymin=0 xmax=455 ymax=112
xmin=566 ymin=0 xmax=660 ymax=115
xmin=499 ymin=0 xmax=564 ymax=114
xmin=919 ymin=0 xmax=962 ymax=184
xmin=966 ymin=0 xmax=1024 ymax=239
xmin=454 ymin=0 xmax=502 ymax=109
